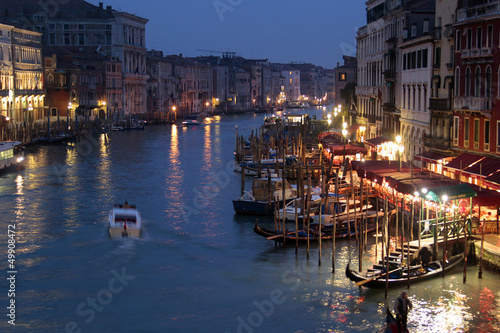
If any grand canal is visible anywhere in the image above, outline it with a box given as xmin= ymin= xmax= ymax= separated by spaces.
xmin=1 ymin=106 xmax=499 ymax=332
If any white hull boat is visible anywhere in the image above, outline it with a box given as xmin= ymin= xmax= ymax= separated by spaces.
xmin=109 ymin=203 xmax=142 ymax=238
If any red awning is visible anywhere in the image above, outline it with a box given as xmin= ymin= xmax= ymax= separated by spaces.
xmin=444 ymin=153 xmax=484 ymax=171
xmin=325 ymin=144 xmax=367 ymax=156
xmin=347 ymin=123 xmax=361 ymax=134
xmin=463 ymin=157 xmax=500 ymax=177
xmin=414 ymin=151 xmax=452 ymax=163
xmin=486 ymin=170 xmax=500 ymax=184
xmin=364 ymin=136 xmax=391 ymax=147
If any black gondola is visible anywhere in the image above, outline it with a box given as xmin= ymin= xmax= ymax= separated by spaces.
xmin=345 ymin=253 xmax=464 ymax=288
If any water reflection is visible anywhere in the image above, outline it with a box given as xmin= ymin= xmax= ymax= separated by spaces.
xmin=166 ymin=124 xmax=185 ymax=222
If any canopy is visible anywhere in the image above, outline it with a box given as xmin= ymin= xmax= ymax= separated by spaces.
xmin=325 ymin=144 xmax=367 ymax=156
xmin=463 ymin=157 xmax=500 ymax=177
xmin=444 ymin=153 xmax=484 ymax=171
xmin=347 ymin=123 xmax=361 ymax=134
xmin=424 ymin=184 xmax=476 ymax=202
xmin=364 ymin=136 xmax=391 ymax=147
xmin=414 ymin=151 xmax=452 ymax=163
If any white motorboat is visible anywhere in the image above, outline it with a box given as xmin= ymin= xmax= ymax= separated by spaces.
xmin=109 ymin=203 xmax=142 ymax=238
xmin=0 ymin=141 xmax=25 ymax=172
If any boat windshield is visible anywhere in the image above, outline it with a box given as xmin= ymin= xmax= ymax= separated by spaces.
xmin=114 ymin=215 xmax=137 ymax=223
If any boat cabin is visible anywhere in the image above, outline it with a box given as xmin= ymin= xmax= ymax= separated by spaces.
xmin=252 ymin=177 xmax=295 ymax=201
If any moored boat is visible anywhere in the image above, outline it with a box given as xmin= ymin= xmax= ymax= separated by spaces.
xmin=0 ymin=141 xmax=25 ymax=172
xmin=233 ymin=177 xmax=296 ymax=215
xmin=345 ymin=253 xmax=464 ymax=288
xmin=109 ymin=203 xmax=142 ymax=238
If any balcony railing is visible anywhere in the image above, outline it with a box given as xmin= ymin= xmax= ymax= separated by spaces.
xmin=429 ymin=98 xmax=451 ymax=111
xmin=384 ymin=70 xmax=396 ymax=80
xmin=461 ymin=47 xmax=494 ymax=59
xmin=382 ymin=102 xmax=396 ymax=113
xmin=454 ymin=96 xmax=493 ymax=112
xmin=424 ymin=136 xmax=452 ymax=150
xmin=355 ymin=87 xmax=377 ymax=95
xmin=457 ymin=2 xmax=500 ymax=21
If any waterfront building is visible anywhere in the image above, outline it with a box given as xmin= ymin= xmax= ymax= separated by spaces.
xmin=104 ymin=57 xmax=123 ymax=121
xmin=0 ymin=0 xmax=148 ymax=117
xmin=325 ymin=69 xmax=336 ymax=103
xmin=425 ymin=0 xmax=458 ymax=155
xmin=240 ymin=59 xmax=272 ymax=110
xmin=146 ymin=50 xmax=176 ymax=120
xmin=0 ymin=23 xmax=14 ymax=129
xmin=281 ymin=67 xmax=301 ymax=101
xmin=356 ymin=0 xmax=385 ymax=140
xmin=11 ymin=26 xmax=44 ymax=126
xmin=452 ymin=0 xmax=500 ymax=157
xmin=165 ymin=55 xmax=213 ymax=115
xmin=212 ymin=64 xmax=229 ymax=114
xmin=228 ymin=69 xmax=251 ymax=112
xmin=43 ymin=47 xmax=106 ymax=123
xmin=334 ymin=56 xmax=357 ymax=123
xmin=381 ymin=0 xmax=435 ymax=162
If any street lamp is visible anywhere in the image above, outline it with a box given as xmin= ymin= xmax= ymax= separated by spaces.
xmin=327 ymin=113 xmax=332 ymax=126
xmin=67 ymin=102 xmax=72 ymax=133
xmin=172 ymin=105 xmax=177 ymax=122
xmin=342 ymin=122 xmax=348 ymax=172
xmin=396 ymin=135 xmax=404 ymax=171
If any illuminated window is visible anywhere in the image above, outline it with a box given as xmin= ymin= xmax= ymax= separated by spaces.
xmin=339 ymin=73 xmax=346 ymax=81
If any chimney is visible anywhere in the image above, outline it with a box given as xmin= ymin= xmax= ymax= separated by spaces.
xmin=106 ymin=5 xmax=112 ymax=11
xmin=337 ymin=62 xmax=339 ymax=68
xmin=99 ymin=2 xmax=103 ymax=9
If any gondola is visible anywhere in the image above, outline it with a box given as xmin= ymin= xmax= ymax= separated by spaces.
xmin=253 ymin=219 xmax=379 ymax=243
xmin=345 ymin=253 xmax=464 ymax=288
xmin=253 ymin=223 xmax=321 ymax=243
xmin=383 ymin=306 xmax=408 ymax=333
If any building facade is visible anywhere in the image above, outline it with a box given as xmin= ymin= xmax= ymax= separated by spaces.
xmin=453 ymin=0 xmax=500 ymax=156
xmin=356 ymin=0 xmax=385 ymax=140
xmin=425 ymin=0 xmax=458 ymax=154
xmin=11 ymin=26 xmax=44 ymax=125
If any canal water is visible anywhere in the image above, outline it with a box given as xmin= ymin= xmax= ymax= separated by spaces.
xmin=1 ymin=106 xmax=499 ymax=332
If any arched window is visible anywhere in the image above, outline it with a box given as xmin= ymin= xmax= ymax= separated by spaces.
xmin=455 ymin=67 xmax=460 ymax=96
xmin=47 ymin=73 xmax=54 ymax=87
xmin=475 ymin=66 xmax=482 ymax=97
xmin=485 ymin=66 xmax=492 ymax=97
xmin=465 ymin=67 xmax=471 ymax=97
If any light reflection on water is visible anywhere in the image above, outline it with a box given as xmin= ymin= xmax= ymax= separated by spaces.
xmin=0 ymin=111 xmax=499 ymax=332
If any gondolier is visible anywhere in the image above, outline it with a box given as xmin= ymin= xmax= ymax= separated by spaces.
xmin=394 ymin=291 xmax=412 ymax=332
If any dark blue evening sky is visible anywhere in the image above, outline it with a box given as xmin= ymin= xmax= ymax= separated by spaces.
xmin=89 ymin=0 xmax=366 ymax=69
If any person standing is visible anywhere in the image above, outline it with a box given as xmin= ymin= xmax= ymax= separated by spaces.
xmin=394 ymin=291 xmax=412 ymax=332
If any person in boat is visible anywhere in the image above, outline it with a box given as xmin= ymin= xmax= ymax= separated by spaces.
xmin=123 ymin=201 xmax=130 ymax=208
xmin=418 ymin=246 xmax=432 ymax=271
xmin=394 ymin=291 xmax=412 ymax=332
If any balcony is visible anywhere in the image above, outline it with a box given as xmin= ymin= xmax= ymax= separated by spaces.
xmin=457 ymin=2 xmax=500 ymax=22
xmin=423 ymin=136 xmax=452 ymax=150
xmin=454 ymin=96 xmax=493 ymax=112
xmin=382 ymin=102 xmax=396 ymax=113
xmin=461 ymin=47 xmax=494 ymax=59
xmin=384 ymin=70 xmax=395 ymax=80
xmin=429 ymin=98 xmax=451 ymax=111
xmin=355 ymin=86 xmax=377 ymax=95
